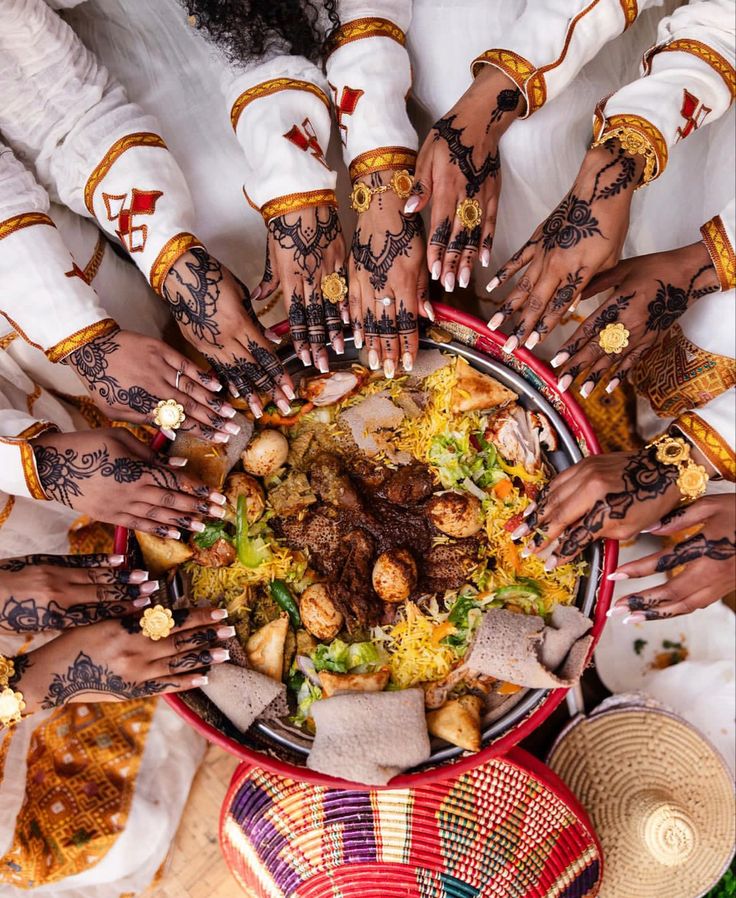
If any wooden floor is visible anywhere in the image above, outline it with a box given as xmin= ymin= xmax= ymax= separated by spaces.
xmin=142 ymin=744 xmax=242 ymax=898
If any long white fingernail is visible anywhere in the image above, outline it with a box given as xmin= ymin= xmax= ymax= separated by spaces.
xmin=368 ymin=350 xmax=380 ymax=370
xmin=580 ymin=380 xmax=594 ymax=399
xmin=211 ymin=648 xmax=230 ymax=663
xmin=607 ymin=572 xmax=629 ymax=582
xmin=523 ymin=502 xmax=537 ymax=518
xmin=402 ymin=352 xmax=413 ymax=372
xmin=459 ymin=267 xmax=471 ymax=289
xmin=480 ymin=249 xmax=490 ymax=268
xmin=224 ymin=421 xmax=241 ymax=435
xmin=251 ymin=286 xmax=262 ymax=301
xmin=166 ymin=529 xmax=182 ymax=540
xmin=211 ymin=608 xmax=228 ymax=621
xmin=404 ymin=196 xmax=420 ymax=214
xmin=168 ymin=456 xmax=188 ymax=467
xmin=384 ymin=358 xmax=395 ymax=379
xmin=249 ymin=399 xmax=263 ymax=419
xmin=162 ymin=428 xmax=177 ymax=441
xmin=424 ymin=301 xmax=436 ymax=322
xmin=354 ymin=332 xmax=363 ymax=349
xmin=217 ymin=625 xmax=237 ymax=639
xmin=520 ymin=546 xmax=533 ymax=559
xmin=133 ymin=596 xmax=152 ymax=609
xmin=264 ymin=328 xmax=281 ymax=344
xmin=606 ymin=604 xmax=628 ymax=618
xmin=190 ymin=521 xmax=206 ymax=533
xmin=605 ymin=378 xmax=620 ymax=394
xmin=431 ymin=261 xmax=441 ymax=281
xmin=557 ymin=374 xmax=573 ymax=393
xmin=108 ymin=554 xmax=126 ymax=565
xmin=510 ymin=523 xmax=529 ymax=541
xmin=191 ymin=676 xmax=209 ymax=687
xmin=486 ymin=276 xmax=500 ymax=293
xmin=277 ymin=399 xmax=292 ymax=415
xmin=488 ymin=312 xmax=504 ymax=331
xmin=544 ymin=556 xmax=558 ymax=572
xmin=209 ymin=491 xmax=227 ymax=505
xmin=283 ymin=384 xmax=296 ymax=401
xmin=623 ymin=613 xmax=645 ymax=625
xmin=209 ymin=505 xmax=226 ymax=519
xmin=502 ymin=335 xmax=519 ymax=354
xmin=444 ymin=272 xmax=455 ymax=292
xmin=220 ymin=404 xmax=237 ymax=418
xmin=317 ymin=357 xmax=329 ymax=374
xmin=525 ymin=332 xmax=540 ymax=350
xmin=213 ymin=433 xmax=229 ymax=443
xmin=550 ymin=352 xmax=569 ymax=369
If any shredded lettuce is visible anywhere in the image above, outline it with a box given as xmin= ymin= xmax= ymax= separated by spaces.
xmin=311 ymin=638 xmax=384 ymax=674
xmin=293 ymin=679 xmax=322 ymax=726
xmin=428 ymin=430 xmax=505 ymax=491
xmin=193 ymin=521 xmax=233 ymax=549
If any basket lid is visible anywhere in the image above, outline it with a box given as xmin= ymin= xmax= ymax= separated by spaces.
xmin=220 ymin=747 xmax=603 ymax=898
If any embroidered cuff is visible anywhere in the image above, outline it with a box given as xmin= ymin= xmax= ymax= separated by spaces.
xmin=471 ymin=50 xmax=544 ymax=117
xmin=230 ymin=78 xmax=330 ymax=133
xmin=642 ymin=39 xmax=736 ymax=101
xmin=324 ymin=16 xmax=406 ymax=58
xmin=674 ymin=411 xmax=736 ymax=482
xmin=349 ymin=147 xmax=417 ymax=182
xmin=0 ymin=421 xmax=57 ymax=501
xmin=701 ymin=215 xmax=736 ymax=292
xmin=591 ymin=109 xmax=667 ymax=185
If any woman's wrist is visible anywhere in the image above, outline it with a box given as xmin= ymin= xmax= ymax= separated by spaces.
xmin=469 ymin=67 xmax=524 ymax=137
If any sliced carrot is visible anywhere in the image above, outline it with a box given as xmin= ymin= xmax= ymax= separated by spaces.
xmin=493 ymin=478 xmax=514 ymax=500
xmin=498 ymin=681 xmax=523 ymax=695
xmin=431 ymin=621 xmax=457 ymax=646
xmin=504 ymin=539 xmax=522 ymax=573
xmin=260 ymin=402 xmax=314 ymax=427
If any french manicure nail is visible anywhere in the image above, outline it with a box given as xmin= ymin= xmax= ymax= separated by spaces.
xmin=264 ymin=328 xmax=281 ymax=344
xmin=523 ymin=502 xmax=537 ymax=518
xmin=108 ymin=554 xmax=126 ymax=565
xmin=283 ymin=384 xmax=296 ymax=401
xmin=511 ymin=523 xmax=529 ymax=541
xmin=502 ymin=335 xmax=519 ymax=354
xmin=444 ymin=272 xmax=456 ymax=293
xmin=220 ymin=404 xmax=237 ymax=418
xmin=317 ymin=357 xmax=329 ymax=374
xmin=211 ymin=648 xmax=230 ymax=663
xmin=384 ymin=359 xmax=395 ymax=379
xmin=640 ymin=524 xmax=661 ymax=534
xmin=300 ymin=350 xmax=312 ymax=368
xmin=139 ymin=579 xmax=160 ymax=595
xmin=213 ymin=433 xmax=229 ymax=443
xmin=224 ymin=421 xmax=241 ymax=435
xmin=402 ymin=352 xmax=413 ymax=372
xmin=162 ymin=428 xmax=177 ymax=441
xmin=209 ymin=380 xmax=223 ymax=392
xmin=191 ymin=675 xmax=209 ymax=687
xmin=333 ymin=340 xmax=345 ymax=356
xmin=277 ymin=399 xmax=292 ymax=415
xmin=606 ymin=604 xmax=629 ymax=618
xmin=190 ymin=521 xmax=206 ymax=533
xmin=487 ymin=312 xmax=504 ymax=331
xmin=127 ymin=569 xmax=149 ymax=584
xmin=424 ymin=301 xmax=436 ymax=322
xmin=431 ymin=260 xmax=442 ymax=281
xmin=368 ymin=350 xmax=380 ymax=370
xmin=251 ymin=286 xmax=262 ymax=301
xmin=354 ymin=332 xmax=363 ymax=349
xmin=169 ymin=456 xmax=188 ymax=467
xmin=217 ymin=625 xmax=237 ymax=639
xmin=209 ymin=505 xmax=226 ymax=519
xmin=605 ymin=378 xmax=620 ymax=394
xmin=249 ymin=400 xmax=263 ymax=419
xmin=525 ymin=332 xmax=540 ymax=350
xmin=544 ymin=556 xmax=559 ymax=572
xmin=580 ymin=381 xmax=595 ymax=399
xmin=480 ymin=249 xmax=490 ymax=268
xmin=210 ymin=492 xmax=227 ymax=505
xmin=404 ymin=196 xmax=420 ymax=214
xmin=341 ymin=308 xmax=351 ymax=325
xmin=606 ymin=572 xmax=630 ymax=582
xmin=486 ymin=276 xmax=500 ymax=293
xmin=459 ymin=267 xmax=471 ymax=289
xmin=211 ymin=608 xmax=229 ymax=621
xmin=550 ymin=352 xmax=569 ymax=369
xmin=557 ymin=374 xmax=573 ymax=393
xmin=623 ymin=613 xmax=646 ymax=625
xmin=133 ymin=596 xmax=152 ymax=609
xmin=167 ymin=529 xmax=182 ymax=540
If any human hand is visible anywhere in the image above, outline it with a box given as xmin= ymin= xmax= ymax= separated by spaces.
xmin=548 ymin=240 xmax=721 ymax=396
xmin=608 ymin=495 xmax=736 ymax=620
xmin=65 ymin=327 xmax=241 ymax=443
xmin=510 ymin=445 xmax=683 ymax=567
xmin=8 ymin=605 xmax=234 ymax=713
xmin=31 ymin=428 xmax=225 ymax=537
xmin=163 ymin=247 xmax=294 ymax=417
xmin=487 ymin=138 xmax=644 ymax=351
xmin=251 ymin=205 xmax=347 ymax=371
xmin=411 ymin=67 xmax=522 ymax=290
xmin=0 ymin=553 xmax=159 ymax=633
xmin=349 ymin=170 xmax=430 ymax=377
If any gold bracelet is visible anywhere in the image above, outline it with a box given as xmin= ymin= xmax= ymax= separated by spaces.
xmin=591 ymin=127 xmax=657 ymax=188
xmin=647 ymin=434 xmax=709 ymax=501
xmin=349 ymin=170 xmax=414 ymax=213
xmin=0 ymin=655 xmax=24 ymax=728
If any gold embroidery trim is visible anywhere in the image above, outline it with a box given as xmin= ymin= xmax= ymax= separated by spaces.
xmin=0 ymin=212 xmax=54 ymax=241
xmin=643 ymin=39 xmax=736 ymax=99
xmin=18 ymin=427 xmax=55 ymax=500
xmin=675 ymin=412 xmax=736 ymax=482
xmin=149 ymin=232 xmax=202 ymax=296
xmin=84 ymin=133 xmax=167 ymax=215
xmin=0 ymin=496 xmax=15 ymax=530
xmin=701 ymin=215 xmax=735 ymax=291
xmin=83 ymin=233 xmax=107 ymax=284
xmin=471 ymin=49 xmax=543 ymax=114
xmin=260 ymin=189 xmax=338 ymax=224
xmin=26 ymin=384 xmax=42 ymax=416
xmin=230 ymin=79 xmax=330 ymax=132
xmin=0 ymin=332 xmax=17 ymax=350
xmin=592 ymin=111 xmax=667 ymax=184
xmin=324 ymin=17 xmax=406 ymax=58
xmin=349 ymin=147 xmax=417 ymax=181
xmin=618 ymin=0 xmax=638 ymax=28
xmin=0 ymin=313 xmax=44 ymax=352
xmin=45 ymin=318 xmax=119 ymax=363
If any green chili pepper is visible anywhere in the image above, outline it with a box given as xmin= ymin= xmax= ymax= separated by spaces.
xmin=270 ymin=579 xmax=301 ymax=629
xmin=236 ymin=494 xmax=263 ymax=568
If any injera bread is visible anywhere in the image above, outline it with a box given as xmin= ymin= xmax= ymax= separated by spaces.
xmin=307 ymin=689 xmax=431 ymax=785
xmin=201 ymin=663 xmax=287 ymax=732
xmin=410 ymin=349 xmax=451 ymax=380
xmin=464 ymin=606 xmax=593 ymax=689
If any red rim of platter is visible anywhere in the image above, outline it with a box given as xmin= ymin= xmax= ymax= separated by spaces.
xmin=114 ymin=304 xmax=617 ymax=790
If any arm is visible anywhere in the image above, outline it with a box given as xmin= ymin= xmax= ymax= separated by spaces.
xmin=0 ymin=406 xmax=56 ymax=503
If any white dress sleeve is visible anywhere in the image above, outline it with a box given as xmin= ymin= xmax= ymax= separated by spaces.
xmin=0 ymin=141 xmax=116 ymax=361
xmin=471 ymin=0 xmax=665 ymax=118
xmin=0 ymin=0 xmax=203 ymax=295
xmin=0 ymin=406 xmax=53 ymax=502
xmin=674 ymin=394 xmax=736 ymax=482
xmin=325 ymin=0 xmax=418 ymax=180
xmin=593 ymin=0 xmax=735 ymax=183
xmin=701 ymin=198 xmax=736 ymax=292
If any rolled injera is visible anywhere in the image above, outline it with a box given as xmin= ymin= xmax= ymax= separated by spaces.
xmin=201 ymin=663 xmax=288 ymax=732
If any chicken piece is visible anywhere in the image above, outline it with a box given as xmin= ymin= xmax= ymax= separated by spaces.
xmin=422 ymin=540 xmax=479 ymax=593
xmin=486 ymin=406 xmax=541 ymax=475
xmin=348 ymin=456 xmax=391 ymax=492
xmin=384 ymin=464 xmax=435 ymax=505
xmin=529 ymin=411 xmax=558 ymax=452
xmin=190 ymin=537 xmax=236 ymax=568
xmin=268 ymin=472 xmax=317 ymax=518
xmin=423 ymin=668 xmax=494 ymax=709
xmin=299 ymin=370 xmax=359 ymax=406
xmin=331 ymin=529 xmax=379 ymax=629
xmin=309 ymin=453 xmax=362 ymax=511
xmin=274 ymin=511 xmax=343 ymax=578
xmin=300 ymin=583 xmax=344 ymax=640
xmin=224 ymin=473 xmax=265 ymax=522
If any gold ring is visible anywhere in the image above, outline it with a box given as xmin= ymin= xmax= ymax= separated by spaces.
xmin=153 ymin=398 xmax=186 ymax=431
xmin=389 ymin=169 xmax=414 ymax=199
xmin=321 ymin=272 xmax=348 ymax=303
xmin=598 ymin=322 xmax=630 ymax=354
xmin=456 ymin=198 xmax=482 ymax=230
xmin=0 ymin=687 xmax=25 ymax=726
xmin=140 ymin=604 xmax=175 ymax=641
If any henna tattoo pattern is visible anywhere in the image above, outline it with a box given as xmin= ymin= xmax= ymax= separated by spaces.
xmin=397 ymin=301 xmax=416 ymax=351
xmin=288 ymin=287 xmax=308 ymax=346
xmin=448 ymin=225 xmax=482 ymax=254
xmin=175 ymin=627 xmax=217 ymax=649
xmin=487 ymin=87 xmax=521 ymax=131
xmin=164 ymin=247 xmax=223 ymax=347
xmin=432 ymin=115 xmax=500 ymax=196
xmin=0 ymin=595 xmax=130 ymax=632
xmin=0 ymin=554 xmax=116 ymax=571
xmin=655 ymin=533 xmax=736 ymax=572
xmin=430 ymin=217 xmax=452 ymax=247
xmin=268 ymin=206 xmax=340 ymax=282
xmin=646 ymin=264 xmax=719 ymax=332
xmin=33 ymin=445 xmax=145 ymax=506
xmin=169 ymin=649 xmax=215 ymax=671
xmin=351 ymin=214 xmax=423 ymax=292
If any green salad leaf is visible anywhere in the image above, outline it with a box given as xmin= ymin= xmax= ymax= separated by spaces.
xmin=193 ymin=521 xmax=233 ymax=549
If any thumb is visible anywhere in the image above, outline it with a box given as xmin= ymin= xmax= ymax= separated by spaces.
xmin=405 ymin=149 xmax=434 ymax=215
xmin=646 ymin=501 xmax=711 ymax=536
xmin=581 ymin=264 xmax=625 ymax=301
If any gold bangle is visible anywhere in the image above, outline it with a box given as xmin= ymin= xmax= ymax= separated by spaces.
xmin=647 ymin=434 xmax=709 ymax=501
xmin=591 ymin=126 xmax=657 ymax=187
xmin=349 ymin=169 xmax=414 ymax=213
xmin=0 ymin=654 xmax=14 ymax=686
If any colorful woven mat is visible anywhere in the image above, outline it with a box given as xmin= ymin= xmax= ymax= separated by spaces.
xmin=220 ymin=750 xmax=602 ymax=898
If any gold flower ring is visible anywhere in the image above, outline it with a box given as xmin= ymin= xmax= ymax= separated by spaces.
xmin=598 ymin=322 xmax=630 ymax=355
xmin=0 ymin=687 xmax=25 ymax=727
xmin=153 ymin=398 xmax=186 ymax=431
xmin=456 ymin=198 xmax=482 ymax=231
xmin=321 ymin=272 xmax=348 ymax=303
xmin=140 ymin=604 xmax=175 ymax=641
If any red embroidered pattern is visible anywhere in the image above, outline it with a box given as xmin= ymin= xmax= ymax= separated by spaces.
xmin=102 ymin=189 xmax=163 ymax=253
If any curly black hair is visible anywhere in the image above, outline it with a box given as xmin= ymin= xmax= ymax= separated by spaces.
xmin=182 ymin=0 xmax=340 ymax=64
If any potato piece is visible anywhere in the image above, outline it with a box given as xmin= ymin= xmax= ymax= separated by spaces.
xmin=241 ymin=430 xmax=289 ymax=477
xmin=427 ymin=491 xmax=483 ymax=538
xmin=246 ymin=615 xmax=289 ymax=682
xmin=319 ymin=668 xmax=390 ymax=698
xmin=224 ymin=473 xmax=265 ymax=522
xmin=426 ymin=695 xmax=482 ymax=752
xmin=451 ymin=359 xmax=517 ymax=413
xmin=299 ymin=584 xmax=344 ymax=641
xmin=372 ymin=549 xmax=417 ymax=603
xmin=135 ymin=531 xmax=193 ymax=575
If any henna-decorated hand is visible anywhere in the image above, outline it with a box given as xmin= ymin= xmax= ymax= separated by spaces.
xmin=31 ymin=428 xmax=226 ymax=537
xmin=510 ymin=446 xmax=683 ymax=568
xmin=487 ymin=138 xmax=644 ymax=351
xmin=0 ymin=553 xmax=158 ymax=632
xmin=350 ymin=170 xmax=430 ymax=377
xmin=66 ymin=327 xmax=239 ymax=443
xmin=411 ymin=68 xmax=522 ymax=290
xmin=8 ymin=605 xmax=233 ymax=712
xmin=549 ymin=240 xmax=721 ymax=396
xmin=163 ymin=247 xmax=294 ymax=417
xmin=608 ymin=495 xmax=736 ymax=620
xmin=251 ymin=205 xmax=347 ymax=372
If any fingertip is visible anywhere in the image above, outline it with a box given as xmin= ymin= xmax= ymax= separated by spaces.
xmin=486 ymin=276 xmax=500 ymax=294
xmin=404 ymin=196 xmax=420 ymax=214
xmin=251 ymin=285 xmax=262 ymax=301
